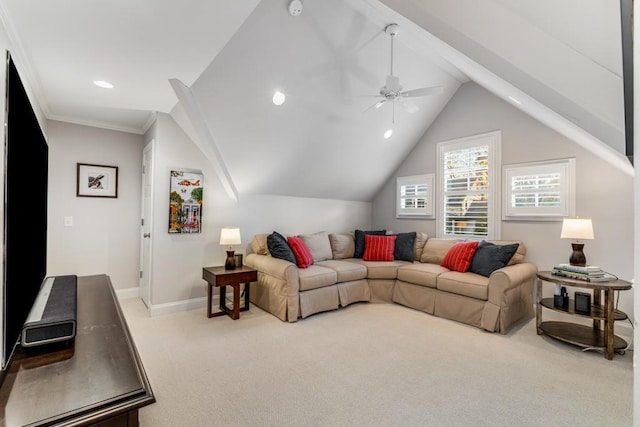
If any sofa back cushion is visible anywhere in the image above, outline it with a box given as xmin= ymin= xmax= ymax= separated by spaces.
xmin=329 ymin=233 xmax=355 ymax=259
xmin=267 ymin=231 xmax=296 ymax=264
xmin=299 ymin=231 xmax=333 ymax=262
xmin=413 ymin=232 xmax=428 ymax=261
xmin=363 ymin=234 xmax=396 ymax=261
xmin=251 ymin=233 xmax=270 ymax=256
xmin=420 ymin=238 xmax=462 ymax=264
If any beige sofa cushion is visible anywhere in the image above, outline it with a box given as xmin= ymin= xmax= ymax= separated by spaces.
xmin=397 ymin=263 xmax=449 ymax=288
xmin=329 ymin=233 xmax=355 ymax=259
xmin=299 ymin=231 xmax=333 ymax=262
xmin=420 ymin=238 xmax=462 ymax=264
xmin=298 ymin=265 xmax=337 ymax=291
xmin=436 ymin=271 xmax=489 ymax=300
xmin=317 ymin=260 xmax=367 ymax=283
xmin=488 ymin=240 xmax=526 ymax=265
xmin=343 ymin=258 xmax=411 ymax=279
xmin=413 ymin=232 xmax=428 ymax=261
xmin=251 ymin=233 xmax=270 ymax=256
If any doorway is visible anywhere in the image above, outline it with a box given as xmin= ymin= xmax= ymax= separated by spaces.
xmin=140 ymin=141 xmax=155 ymax=309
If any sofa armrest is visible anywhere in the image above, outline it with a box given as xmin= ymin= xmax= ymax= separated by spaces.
xmin=487 ymin=262 xmax=537 ymax=306
xmin=245 ymin=253 xmax=300 ymax=295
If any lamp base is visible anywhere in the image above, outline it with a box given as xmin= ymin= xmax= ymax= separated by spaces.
xmin=569 ymin=243 xmax=586 ymax=267
xmin=225 ymin=250 xmax=236 ymax=270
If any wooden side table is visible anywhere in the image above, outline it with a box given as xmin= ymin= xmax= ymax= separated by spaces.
xmin=202 ymin=266 xmax=257 ymax=319
xmin=536 ymin=271 xmax=632 ymax=360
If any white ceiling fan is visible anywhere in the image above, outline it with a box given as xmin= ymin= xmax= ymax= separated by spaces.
xmin=366 ymin=23 xmax=444 ymax=123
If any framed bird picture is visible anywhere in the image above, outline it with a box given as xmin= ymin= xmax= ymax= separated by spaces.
xmin=76 ymin=163 xmax=119 ymax=198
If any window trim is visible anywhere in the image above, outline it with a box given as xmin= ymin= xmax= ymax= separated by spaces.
xmin=436 ymin=130 xmax=501 ymax=240
xmin=502 ymin=158 xmax=576 ymax=221
xmin=396 ymin=174 xmax=435 ymax=218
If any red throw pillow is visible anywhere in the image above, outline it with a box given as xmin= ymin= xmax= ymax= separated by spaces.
xmin=287 ymin=236 xmax=314 ymax=268
xmin=441 ymin=241 xmax=479 ymax=272
xmin=363 ymin=234 xmax=397 ymax=261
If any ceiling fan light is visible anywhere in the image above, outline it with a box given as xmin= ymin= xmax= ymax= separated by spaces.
xmin=383 ymin=129 xmax=393 ymax=139
xmin=93 ymin=80 xmax=114 ymax=89
xmin=272 ymin=91 xmax=286 ymax=106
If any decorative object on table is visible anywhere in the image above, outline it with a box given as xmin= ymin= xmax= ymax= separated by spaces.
xmin=551 ymin=263 xmax=612 ymax=282
xmin=220 ymin=227 xmax=242 ymax=270
xmin=553 ymin=286 xmax=569 ymax=308
xmin=168 ymin=170 xmax=203 ymax=233
xmin=234 ymin=253 xmax=243 ymax=268
xmin=574 ymin=291 xmax=592 ymax=314
xmin=560 ymin=218 xmax=594 ymax=266
xmin=76 ymin=163 xmax=118 ymax=198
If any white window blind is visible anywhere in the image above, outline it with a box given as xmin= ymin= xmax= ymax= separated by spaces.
xmin=437 ymin=131 xmax=501 ymax=239
xmin=396 ymin=174 xmax=434 ymax=218
xmin=503 ymin=159 xmax=575 ymax=220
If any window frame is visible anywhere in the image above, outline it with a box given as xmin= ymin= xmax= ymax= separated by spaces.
xmin=436 ymin=130 xmax=501 ymax=240
xmin=396 ymin=174 xmax=435 ymax=218
xmin=502 ymin=158 xmax=576 ymax=221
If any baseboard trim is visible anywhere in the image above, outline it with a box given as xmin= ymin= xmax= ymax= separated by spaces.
xmin=116 ymin=287 xmax=140 ymax=300
xmin=148 ymin=296 xmax=209 ymax=317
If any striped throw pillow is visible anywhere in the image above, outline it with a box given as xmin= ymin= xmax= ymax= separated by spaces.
xmin=440 ymin=241 xmax=479 ymax=272
xmin=362 ymin=234 xmax=397 ymax=261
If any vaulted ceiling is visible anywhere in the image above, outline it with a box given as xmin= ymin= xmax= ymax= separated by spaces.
xmin=0 ymin=0 xmax=630 ymax=201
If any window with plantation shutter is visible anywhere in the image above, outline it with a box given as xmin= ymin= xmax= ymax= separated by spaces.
xmin=502 ymin=159 xmax=575 ymax=220
xmin=437 ymin=131 xmax=501 ymax=239
xmin=396 ymin=174 xmax=434 ymax=218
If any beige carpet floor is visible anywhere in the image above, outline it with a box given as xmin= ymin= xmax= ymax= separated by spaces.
xmin=119 ymin=298 xmax=633 ymax=427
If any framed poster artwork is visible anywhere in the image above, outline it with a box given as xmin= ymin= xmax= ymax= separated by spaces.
xmin=168 ymin=170 xmax=203 ymax=234
xmin=77 ymin=163 xmax=118 ymax=198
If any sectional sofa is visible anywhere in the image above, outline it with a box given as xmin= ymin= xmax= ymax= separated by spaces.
xmin=245 ymin=230 xmax=537 ymax=334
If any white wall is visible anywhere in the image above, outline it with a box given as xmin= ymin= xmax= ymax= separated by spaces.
xmin=145 ymin=113 xmax=372 ymax=307
xmin=372 ymin=82 xmax=635 ymax=321
xmin=46 ymin=120 xmax=144 ymax=290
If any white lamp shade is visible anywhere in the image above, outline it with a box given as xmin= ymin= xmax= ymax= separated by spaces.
xmin=560 ymin=218 xmax=594 ymax=240
xmin=219 ymin=227 xmax=241 ymax=246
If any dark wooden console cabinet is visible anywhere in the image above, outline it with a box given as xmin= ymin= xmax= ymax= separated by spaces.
xmin=0 ymin=274 xmax=155 ymax=426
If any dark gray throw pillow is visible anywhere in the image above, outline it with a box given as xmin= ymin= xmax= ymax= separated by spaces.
xmin=267 ymin=231 xmax=296 ymax=264
xmin=354 ymin=229 xmax=386 ymax=258
xmin=393 ymin=232 xmax=416 ymax=262
xmin=469 ymin=240 xmax=519 ymax=277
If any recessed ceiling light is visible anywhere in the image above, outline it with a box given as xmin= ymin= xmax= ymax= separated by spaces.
xmin=383 ymin=129 xmax=393 ymax=139
xmin=508 ymin=96 xmax=521 ymax=105
xmin=93 ymin=80 xmax=114 ymax=89
xmin=272 ymin=91 xmax=286 ymax=106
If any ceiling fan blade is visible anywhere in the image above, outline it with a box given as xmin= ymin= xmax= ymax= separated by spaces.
xmin=364 ymin=99 xmax=386 ymax=112
xmin=398 ymin=98 xmax=419 ymax=114
xmin=401 ymin=86 xmax=444 ymax=98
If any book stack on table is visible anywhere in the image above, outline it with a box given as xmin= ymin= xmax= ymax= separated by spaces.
xmin=551 ymin=264 xmax=612 ymax=282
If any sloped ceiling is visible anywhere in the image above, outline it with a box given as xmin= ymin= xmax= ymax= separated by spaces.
xmin=177 ymin=0 xmax=464 ymax=201
xmin=379 ymin=0 xmax=625 ymax=153
xmin=0 ymin=0 xmax=631 ymax=203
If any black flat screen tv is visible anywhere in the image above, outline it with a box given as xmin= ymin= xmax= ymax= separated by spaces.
xmin=1 ymin=51 xmax=48 ymax=374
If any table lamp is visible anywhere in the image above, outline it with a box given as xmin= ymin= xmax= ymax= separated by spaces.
xmin=560 ymin=218 xmax=594 ymax=266
xmin=219 ymin=226 xmax=241 ymax=270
